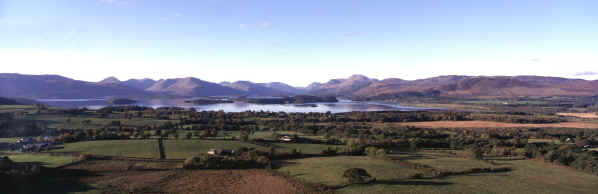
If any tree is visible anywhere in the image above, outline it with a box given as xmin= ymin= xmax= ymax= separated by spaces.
xmin=471 ymin=146 xmax=484 ymax=160
xmin=342 ymin=168 xmax=373 ymax=184
xmin=344 ymin=140 xmax=363 ymax=155
xmin=185 ymin=132 xmax=193 ymax=139
xmin=240 ymin=131 xmax=250 ymax=142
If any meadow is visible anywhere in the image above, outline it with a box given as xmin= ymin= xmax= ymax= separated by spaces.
xmin=276 ymin=150 xmax=598 ymax=194
xmin=5 ymin=153 xmax=79 ymax=168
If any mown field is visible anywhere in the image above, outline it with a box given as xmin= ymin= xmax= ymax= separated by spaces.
xmin=31 ymin=115 xmax=173 ymax=130
xmin=272 ymin=142 xmax=344 ymax=155
xmin=278 ymin=156 xmax=420 ymax=187
xmin=50 ymin=140 xmax=161 ymax=158
xmin=4 ymin=153 xmax=79 ymax=168
xmin=398 ymin=120 xmax=598 ymax=129
xmin=49 ymin=139 xmax=265 ymax=159
xmin=275 ymin=150 xmax=598 ymax=194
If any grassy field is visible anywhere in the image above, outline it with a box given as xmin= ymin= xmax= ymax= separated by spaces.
xmin=50 ymin=139 xmax=264 ymax=159
xmin=339 ymin=159 xmax=598 ymax=194
xmin=50 ymin=140 xmax=160 ymax=158
xmin=250 ymin=130 xmax=327 ymax=141
xmin=0 ymin=138 xmax=18 ymax=143
xmin=528 ymin=138 xmax=561 ymax=144
xmin=277 ymin=156 xmax=420 ymax=187
xmin=163 ymin=139 xmax=263 ymax=159
xmin=275 ymin=150 xmax=598 ymax=194
xmin=5 ymin=153 xmax=79 ymax=168
xmin=392 ymin=151 xmax=493 ymax=171
xmin=398 ymin=121 xmax=598 ymax=129
xmin=0 ymin=105 xmax=36 ymax=113
xmin=31 ymin=115 xmax=173 ymax=130
xmin=557 ymin=112 xmax=598 ymax=119
xmin=272 ymin=142 xmax=344 ymax=155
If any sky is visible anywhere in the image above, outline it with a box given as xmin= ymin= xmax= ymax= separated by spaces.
xmin=1 ymin=0 xmax=597 ymax=86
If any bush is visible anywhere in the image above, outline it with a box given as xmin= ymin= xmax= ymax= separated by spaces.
xmin=321 ymin=147 xmax=338 ymax=156
xmin=342 ymin=168 xmax=373 ymax=184
xmin=344 ymin=140 xmax=364 ymax=155
xmin=471 ymin=146 xmax=484 ymax=160
xmin=79 ymin=154 xmax=92 ymax=161
xmin=365 ymin=146 xmax=387 ymax=159
xmin=0 ymin=156 xmax=13 ymax=171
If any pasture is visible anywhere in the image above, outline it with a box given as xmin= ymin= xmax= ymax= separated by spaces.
xmin=397 ymin=120 xmax=598 ymax=129
xmin=5 ymin=153 xmax=79 ymax=168
xmin=272 ymin=142 xmax=344 ymax=155
xmin=50 ymin=139 xmax=263 ymax=159
xmin=277 ymin=156 xmax=420 ymax=187
xmin=276 ymin=150 xmax=598 ymax=194
xmin=50 ymin=140 xmax=160 ymax=158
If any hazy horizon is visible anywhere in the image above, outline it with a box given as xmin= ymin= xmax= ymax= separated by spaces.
xmin=2 ymin=0 xmax=597 ymax=86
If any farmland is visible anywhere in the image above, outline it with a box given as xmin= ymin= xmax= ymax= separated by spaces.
xmin=5 ymin=153 xmax=79 ymax=168
xmin=397 ymin=120 xmax=598 ymax=129
xmin=2 ymin=104 xmax=598 ymax=193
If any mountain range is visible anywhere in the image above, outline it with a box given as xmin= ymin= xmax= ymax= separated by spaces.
xmin=0 ymin=73 xmax=597 ymax=100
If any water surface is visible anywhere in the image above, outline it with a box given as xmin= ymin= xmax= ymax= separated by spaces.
xmin=37 ymin=98 xmax=432 ymax=113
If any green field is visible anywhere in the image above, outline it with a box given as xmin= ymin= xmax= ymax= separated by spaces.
xmin=528 ymin=138 xmax=561 ymax=144
xmin=277 ymin=156 xmax=420 ymax=187
xmin=50 ymin=140 xmax=160 ymax=158
xmin=31 ymin=115 xmax=173 ymax=130
xmin=0 ymin=138 xmax=18 ymax=143
xmin=391 ymin=151 xmax=493 ymax=171
xmin=50 ymin=139 xmax=263 ymax=159
xmin=163 ymin=139 xmax=262 ymax=159
xmin=272 ymin=142 xmax=344 ymax=155
xmin=339 ymin=159 xmax=598 ymax=194
xmin=5 ymin=154 xmax=79 ymax=168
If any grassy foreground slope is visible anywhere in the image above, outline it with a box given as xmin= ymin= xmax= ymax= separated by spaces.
xmin=278 ymin=156 xmax=420 ymax=187
xmin=6 ymin=154 xmax=79 ymax=168
xmin=50 ymin=140 xmax=160 ymax=158
xmin=50 ymin=139 xmax=264 ymax=159
xmin=338 ymin=159 xmax=598 ymax=194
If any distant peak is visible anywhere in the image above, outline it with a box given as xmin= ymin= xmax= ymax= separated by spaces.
xmin=348 ymin=74 xmax=369 ymax=80
xmin=98 ymin=76 xmax=120 ymax=84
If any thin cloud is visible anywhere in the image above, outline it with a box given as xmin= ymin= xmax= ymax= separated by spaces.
xmin=0 ymin=1 xmax=4 ymax=19
xmin=344 ymin=32 xmax=361 ymax=37
xmin=100 ymin=0 xmax=128 ymax=5
xmin=239 ymin=24 xmax=247 ymax=29
xmin=100 ymin=0 xmax=117 ymax=4
xmin=259 ymin=21 xmax=272 ymax=28
xmin=574 ymin=71 xmax=598 ymax=76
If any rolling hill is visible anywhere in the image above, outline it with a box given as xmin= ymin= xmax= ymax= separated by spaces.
xmin=146 ymin=77 xmax=244 ymax=97
xmin=2 ymin=73 xmax=597 ymax=100
xmin=221 ymin=81 xmax=295 ymax=96
xmin=0 ymin=74 xmax=148 ymax=99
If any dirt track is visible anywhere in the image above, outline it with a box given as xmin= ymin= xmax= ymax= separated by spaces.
xmin=63 ymin=160 xmax=317 ymax=194
xmin=398 ymin=121 xmax=598 ymax=129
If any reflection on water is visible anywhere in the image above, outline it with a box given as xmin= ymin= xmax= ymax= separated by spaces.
xmin=37 ymin=98 xmax=431 ymax=113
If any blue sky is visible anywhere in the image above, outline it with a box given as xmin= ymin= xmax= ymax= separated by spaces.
xmin=1 ymin=0 xmax=597 ymax=86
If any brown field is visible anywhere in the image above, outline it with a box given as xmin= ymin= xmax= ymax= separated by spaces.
xmin=557 ymin=112 xmax=598 ymax=119
xmin=398 ymin=121 xmax=598 ymax=129
xmin=37 ymin=160 xmax=317 ymax=194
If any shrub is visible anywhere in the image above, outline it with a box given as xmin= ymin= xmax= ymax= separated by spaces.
xmin=471 ymin=146 xmax=484 ymax=160
xmin=0 ymin=156 xmax=13 ymax=171
xmin=342 ymin=168 xmax=373 ymax=184
xmin=321 ymin=147 xmax=338 ymax=156
xmin=344 ymin=140 xmax=364 ymax=155
xmin=410 ymin=173 xmax=424 ymax=179
xmin=79 ymin=154 xmax=92 ymax=161
xmin=365 ymin=146 xmax=387 ymax=159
